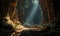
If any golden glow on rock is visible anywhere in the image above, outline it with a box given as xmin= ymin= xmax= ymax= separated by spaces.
xmin=3 ymin=12 xmax=41 ymax=36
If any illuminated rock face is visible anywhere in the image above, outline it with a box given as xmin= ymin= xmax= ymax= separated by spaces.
xmin=3 ymin=13 xmax=41 ymax=36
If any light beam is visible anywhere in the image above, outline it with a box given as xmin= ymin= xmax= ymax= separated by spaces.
xmin=24 ymin=0 xmax=40 ymax=27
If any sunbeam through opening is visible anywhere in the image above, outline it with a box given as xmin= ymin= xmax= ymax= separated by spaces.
xmin=24 ymin=0 xmax=42 ymax=27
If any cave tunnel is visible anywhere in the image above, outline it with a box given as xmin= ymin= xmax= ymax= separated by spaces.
xmin=0 ymin=0 xmax=60 ymax=36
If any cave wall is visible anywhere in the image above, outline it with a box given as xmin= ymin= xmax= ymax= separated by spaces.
xmin=39 ymin=0 xmax=56 ymax=23
xmin=0 ymin=0 xmax=18 ymax=21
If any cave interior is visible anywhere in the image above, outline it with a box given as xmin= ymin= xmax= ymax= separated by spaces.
xmin=0 ymin=0 xmax=60 ymax=36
